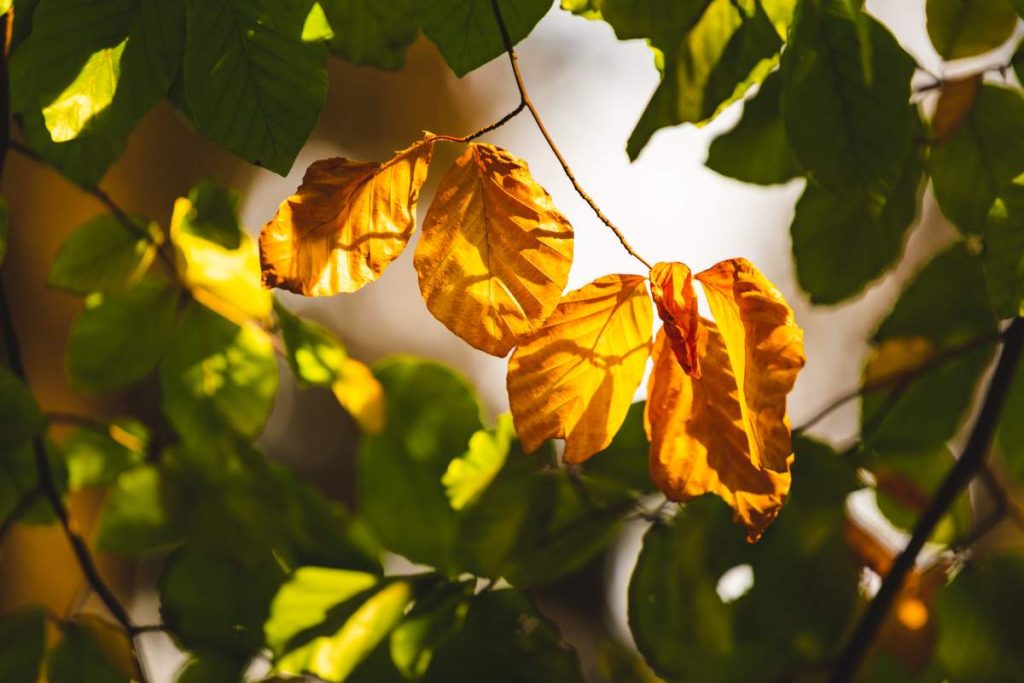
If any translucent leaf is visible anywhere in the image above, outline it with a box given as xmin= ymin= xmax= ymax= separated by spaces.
xmin=926 ymin=0 xmax=1018 ymax=60
xmin=508 ymin=274 xmax=653 ymax=464
xmin=411 ymin=0 xmax=552 ymax=77
xmin=96 ymin=465 xmax=183 ymax=556
xmin=182 ymin=0 xmax=329 ymax=174
xmin=48 ymin=214 xmax=162 ymax=295
xmin=389 ymin=581 xmax=473 ymax=679
xmin=0 ymin=607 xmax=46 ymax=683
xmin=332 ymin=357 xmax=386 ymax=434
xmin=66 ymin=277 xmax=178 ymax=393
xmin=62 ymin=419 xmax=147 ymax=490
xmin=176 ymin=181 xmax=243 ymax=250
xmin=259 ymin=139 xmax=434 ymax=296
xmin=275 ymin=301 xmax=346 ymax=387
xmin=415 ymin=143 xmax=574 ymax=356
xmin=442 ymin=413 xmax=515 ymax=510
xmin=649 ymin=261 xmax=702 ymax=377
xmin=320 ymin=0 xmax=418 ymax=70
xmin=42 ymin=39 xmax=127 ymax=143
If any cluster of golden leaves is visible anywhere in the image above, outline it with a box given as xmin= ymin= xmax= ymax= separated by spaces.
xmin=259 ymin=134 xmax=806 ymax=540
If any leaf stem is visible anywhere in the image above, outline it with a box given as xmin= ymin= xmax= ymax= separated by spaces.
xmin=829 ymin=317 xmax=1024 ymax=683
xmin=486 ymin=0 xmax=652 ymax=271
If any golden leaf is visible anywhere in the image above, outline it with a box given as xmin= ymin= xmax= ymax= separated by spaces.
xmin=932 ymin=75 xmax=982 ymax=144
xmin=507 ymin=274 xmax=653 ymax=464
xmin=649 ymin=261 xmax=702 ymax=377
xmin=259 ymin=138 xmax=435 ymax=296
xmin=695 ymin=258 xmax=805 ymax=472
xmin=645 ymin=327 xmax=791 ymax=542
xmin=332 ymin=357 xmax=385 ymax=434
xmin=414 ymin=143 xmax=574 ymax=356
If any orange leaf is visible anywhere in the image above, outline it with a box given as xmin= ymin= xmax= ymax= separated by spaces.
xmin=695 ymin=258 xmax=805 ymax=472
xmin=645 ymin=326 xmax=791 ymax=541
xmin=332 ymin=357 xmax=386 ymax=434
xmin=932 ymin=75 xmax=982 ymax=144
xmin=415 ymin=143 xmax=573 ymax=356
xmin=507 ymin=274 xmax=653 ymax=464
xmin=649 ymin=261 xmax=702 ymax=377
xmin=259 ymin=138 xmax=435 ymax=296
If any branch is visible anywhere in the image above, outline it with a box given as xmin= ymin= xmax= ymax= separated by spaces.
xmin=829 ymin=317 xmax=1024 ymax=683
xmin=486 ymin=0 xmax=652 ymax=271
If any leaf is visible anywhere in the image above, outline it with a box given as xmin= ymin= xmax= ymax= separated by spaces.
xmin=628 ymin=0 xmax=785 ymax=160
xmin=0 ymin=369 xmax=46 ymax=525
xmin=271 ymin=575 xmax=414 ymax=682
xmin=358 ymin=358 xmax=483 ymax=569
xmin=48 ymin=214 xmax=162 ymax=294
xmin=66 ymin=277 xmax=179 ymax=393
xmin=443 ymin=413 xmax=516 ymax=510
xmin=781 ymin=0 xmax=915 ymax=212
xmin=0 ymin=607 xmax=46 ymax=683
xmin=932 ymin=75 xmax=982 ymax=144
xmin=423 ymin=590 xmax=585 ymax=683
xmin=705 ymin=71 xmax=801 ymax=186
xmin=997 ymin=357 xmax=1024 ymax=481
xmin=414 ymin=143 xmax=574 ymax=356
xmin=48 ymin=615 xmax=138 ymax=683
xmin=62 ymin=419 xmax=148 ymax=489
xmin=791 ymin=141 xmax=925 ymax=304
xmin=930 ymin=84 xmax=1024 ymax=234
xmin=577 ymin=401 xmax=655 ymax=497
xmin=96 ymin=465 xmax=183 ymax=555
xmin=983 ymin=175 xmax=1024 ymax=318
xmin=411 ymin=0 xmax=552 ymax=77
xmin=320 ymin=0 xmax=418 ymax=69
xmin=159 ymin=302 xmax=279 ymax=446
xmin=182 ymin=0 xmax=329 ymax=174
xmin=646 ymin=327 xmax=791 ymax=541
xmin=649 ymin=261 xmax=701 ymax=377
xmin=275 ymin=301 xmax=346 ymax=386
xmin=177 ymin=181 xmax=243 ymax=250
xmin=175 ymin=653 xmax=250 ymax=683
xmin=389 ymin=581 xmax=474 ymax=679
xmin=332 ymin=357 xmax=386 ymax=434
xmin=863 ymin=244 xmax=998 ymax=454
xmin=507 ymin=274 xmax=653 ymax=464
xmin=171 ymin=195 xmax=271 ymax=322
xmin=259 ymin=139 xmax=435 ymax=296
xmin=926 ymin=0 xmax=1018 ymax=60
xmin=695 ymin=258 xmax=806 ymax=473
xmin=7 ymin=0 xmax=185 ymax=186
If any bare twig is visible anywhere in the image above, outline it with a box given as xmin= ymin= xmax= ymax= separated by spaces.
xmin=829 ymin=318 xmax=1024 ymax=683
xmin=433 ymin=100 xmax=528 ymax=144
xmin=485 ymin=0 xmax=652 ymax=271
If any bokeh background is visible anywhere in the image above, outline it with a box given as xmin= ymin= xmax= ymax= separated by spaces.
xmin=2 ymin=0 xmax=1020 ymax=679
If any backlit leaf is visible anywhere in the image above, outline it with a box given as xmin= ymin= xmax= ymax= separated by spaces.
xmin=320 ymin=0 xmax=418 ymax=70
xmin=442 ymin=413 xmax=516 ymax=510
xmin=332 ymin=357 xmax=386 ymax=434
xmin=96 ymin=464 xmax=183 ymax=556
xmin=260 ymin=139 xmax=435 ymax=296
xmin=507 ymin=274 xmax=653 ymax=464
xmin=646 ymin=327 xmax=791 ymax=541
xmin=183 ymin=0 xmax=329 ymax=174
xmin=275 ymin=301 xmax=346 ymax=386
xmin=696 ymin=258 xmax=805 ymax=473
xmin=412 ymin=0 xmax=552 ymax=77
xmin=177 ymin=181 xmax=243 ymax=250
xmin=389 ymin=581 xmax=473 ymax=679
xmin=983 ymin=175 xmax=1024 ymax=318
xmin=62 ymin=419 xmax=147 ymax=490
xmin=0 ymin=607 xmax=45 ymax=683
xmin=649 ymin=261 xmax=702 ymax=377
xmin=48 ymin=214 xmax=162 ymax=295
xmin=926 ymin=0 xmax=1018 ymax=60
xmin=415 ymin=143 xmax=574 ymax=356
xmin=781 ymin=0 xmax=914 ymax=211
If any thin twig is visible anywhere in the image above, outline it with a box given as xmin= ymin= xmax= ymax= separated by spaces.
xmin=433 ymin=101 xmax=529 ymax=144
xmin=486 ymin=0 xmax=652 ymax=271
xmin=829 ymin=317 xmax=1024 ymax=683
xmin=795 ymin=330 xmax=1004 ymax=434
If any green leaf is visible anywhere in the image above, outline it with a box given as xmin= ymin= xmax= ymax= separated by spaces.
xmin=358 ymin=357 xmax=483 ymax=569
xmin=411 ymin=0 xmax=552 ymax=77
xmin=997 ymin=357 xmax=1024 ymax=481
xmin=781 ymin=0 xmax=914 ymax=212
xmin=96 ymin=465 xmax=183 ymax=555
xmin=176 ymin=181 xmax=242 ymax=250
xmin=926 ymin=0 xmax=1018 ymax=60
xmin=0 ymin=367 xmax=44 ymax=453
xmin=935 ymin=556 xmax=1024 ymax=681
xmin=268 ymin=571 xmax=415 ymax=682
xmin=1014 ymin=37 xmax=1024 ymax=82
xmin=48 ymin=214 xmax=162 ymax=294
xmin=8 ymin=0 xmax=185 ymax=187
xmin=160 ymin=545 xmax=284 ymax=656
xmin=706 ymin=71 xmax=801 ymax=186
xmin=863 ymin=244 xmax=998 ymax=454
xmin=321 ymin=0 xmax=418 ymax=69
xmin=159 ymin=302 xmax=278 ymax=446
xmin=983 ymin=175 xmax=1024 ymax=318
xmin=0 ymin=197 xmax=8 ymax=266
xmin=442 ymin=412 xmax=515 ymax=510
xmin=389 ymin=581 xmax=473 ymax=679
xmin=275 ymin=300 xmax=346 ymax=387
xmin=931 ymin=84 xmax=1024 ymax=234
xmin=66 ymin=277 xmax=178 ymax=393
xmin=62 ymin=419 xmax=148 ymax=489
xmin=0 ymin=607 xmax=46 ymax=683
xmin=628 ymin=0 xmax=785 ymax=160
xmin=791 ymin=139 xmax=925 ymax=304
xmin=48 ymin=616 xmax=135 ymax=683
xmin=578 ymin=401 xmax=655 ymax=498
xmin=423 ymin=589 xmax=584 ymax=683
xmin=182 ymin=0 xmax=329 ymax=175
xmin=175 ymin=652 xmax=249 ymax=683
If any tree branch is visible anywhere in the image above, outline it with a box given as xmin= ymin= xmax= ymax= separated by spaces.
xmin=829 ymin=317 xmax=1024 ymax=683
xmin=486 ymin=0 xmax=652 ymax=271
